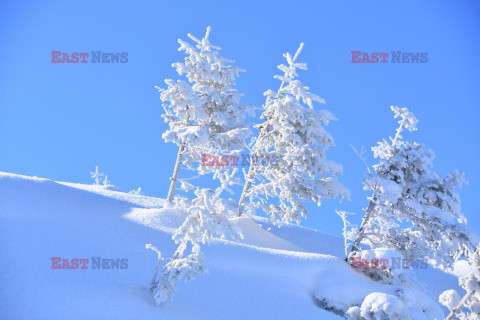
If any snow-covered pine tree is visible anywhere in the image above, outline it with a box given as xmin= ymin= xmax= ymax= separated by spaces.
xmin=129 ymin=187 xmax=143 ymax=195
xmin=236 ymin=43 xmax=349 ymax=225
xmin=103 ymin=175 xmax=111 ymax=186
xmin=149 ymin=169 xmax=243 ymax=305
xmin=440 ymin=244 xmax=480 ymax=320
xmin=90 ymin=166 xmax=104 ymax=185
xmin=349 ymin=106 xmax=473 ymax=272
xmin=158 ymin=27 xmax=253 ymax=203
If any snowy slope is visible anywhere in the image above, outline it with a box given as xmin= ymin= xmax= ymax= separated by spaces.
xmin=0 ymin=172 xmax=461 ymax=319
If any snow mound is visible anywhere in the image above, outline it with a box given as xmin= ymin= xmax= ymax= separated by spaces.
xmin=231 ymin=217 xmax=301 ymax=251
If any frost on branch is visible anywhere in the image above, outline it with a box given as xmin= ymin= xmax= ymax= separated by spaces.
xmin=336 ymin=210 xmax=358 ymax=258
xmin=238 ymin=43 xmax=349 ymax=224
xmin=152 ymin=243 xmax=206 ymax=305
xmin=173 ymin=170 xmax=243 ymax=245
xmin=146 ymin=244 xmax=164 ymax=291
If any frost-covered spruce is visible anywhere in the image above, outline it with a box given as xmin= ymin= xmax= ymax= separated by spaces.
xmin=90 ymin=166 xmax=104 ymax=185
xmin=152 ymin=243 xmax=206 ymax=305
xmin=349 ymin=106 xmax=473 ymax=272
xmin=236 ymin=43 xmax=349 ymax=225
xmin=149 ymin=170 xmax=243 ymax=305
xmin=440 ymin=244 xmax=480 ymax=320
xmin=102 ymin=175 xmax=111 ymax=186
xmin=158 ymin=27 xmax=253 ymax=203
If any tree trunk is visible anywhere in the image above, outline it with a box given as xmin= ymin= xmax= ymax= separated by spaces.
xmin=349 ymin=201 xmax=376 ymax=258
xmin=167 ymin=144 xmax=185 ymax=204
xmin=236 ymin=70 xmax=288 ymax=217
xmin=236 ymin=164 xmax=255 ymax=217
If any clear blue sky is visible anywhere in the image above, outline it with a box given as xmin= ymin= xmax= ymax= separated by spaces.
xmin=1 ymin=0 xmax=479 ymax=236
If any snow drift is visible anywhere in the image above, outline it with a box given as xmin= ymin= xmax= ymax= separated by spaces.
xmin=0 ymin=172 xmax=462 ymax=319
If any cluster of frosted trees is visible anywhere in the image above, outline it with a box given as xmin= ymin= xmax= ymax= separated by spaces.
xmin=89 ymin=166 xmax=142 ymax=194
xmin=147 ymin=27 xmax=479 ymax=319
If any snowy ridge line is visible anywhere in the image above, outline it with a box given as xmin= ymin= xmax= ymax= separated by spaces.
xmin=1 ymin=172 xmax=165 ymax=210
xmin=208 ymin=238 xmax=339 ymax=261
xmin=58 ymin=181 xmax=165 ymax=209
xmin=251 ymin=215 xmax=343 ymax=239
xmin=0 ymin=171 xmax=49 ymax=182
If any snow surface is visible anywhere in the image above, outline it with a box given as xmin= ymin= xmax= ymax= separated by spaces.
xmin=0 ymin=172 xmax=462 ymax=319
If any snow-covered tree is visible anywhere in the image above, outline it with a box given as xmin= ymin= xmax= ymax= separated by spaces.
xmin=349 ymin=106 xmax=473 ymax=272
xmin=129 ymin=187 xmax=143 ymax=195
xmin=103 ymin=175 xmax=111 ymax=186
xmin=90 ymin=166 xmax=104 ymax=185
xmin=158 ymin=27 xmax=253 ymax=203
xmin=150 ymin=242 xmax=206 ymax=305
xmin=236 ymin=43 xmax=349 ymax=225
xmin=149 ymin=169 xmax=243 ymax=305
xmin=440 ymin=244 xmax=480 ymax=320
